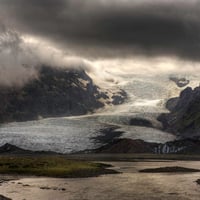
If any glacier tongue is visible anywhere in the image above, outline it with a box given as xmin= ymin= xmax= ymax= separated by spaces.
xmin=0 ymin=71 xmax=199 ymax=153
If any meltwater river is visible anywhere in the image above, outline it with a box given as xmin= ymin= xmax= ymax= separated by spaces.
xmin=1 ymin=160 xmax=200 ymax=200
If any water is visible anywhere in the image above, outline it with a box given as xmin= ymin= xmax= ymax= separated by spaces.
xmin=0 ymin=73 xmax=197 ymax=153
xmin=1 ymin=160 xmax=200 ymax=200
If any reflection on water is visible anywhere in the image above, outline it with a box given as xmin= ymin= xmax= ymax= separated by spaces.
xmin=0 ymin=161 xmax=200 ymax=200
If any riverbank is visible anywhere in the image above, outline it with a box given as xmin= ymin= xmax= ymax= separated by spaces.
xmin=0 ymin=159 xmax=200 ymax=200
xmin=0 ymin=156 xmax=117 ymax=178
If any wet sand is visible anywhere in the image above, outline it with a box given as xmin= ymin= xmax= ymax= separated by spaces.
xmin=0 ymin=160 xmax=200 ymax=200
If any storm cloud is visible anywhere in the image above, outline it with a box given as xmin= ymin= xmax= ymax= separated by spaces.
xmin=1 ymin=0 xmax=200 ymax=86
xmin=0 ymin=0 xmax=200 ymax=60
xmin=0 ymin=22 xmax=90 ymax=86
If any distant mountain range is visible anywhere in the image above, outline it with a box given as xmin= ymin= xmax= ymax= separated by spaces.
xmin=0 ymin=66 xmax=127 ymax=123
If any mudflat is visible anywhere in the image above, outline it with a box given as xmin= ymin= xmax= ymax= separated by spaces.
xmin=0 ymin=158 xmax=200 ymax=200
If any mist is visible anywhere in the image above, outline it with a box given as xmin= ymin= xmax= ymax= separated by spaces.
xmin=0 ymin=25 xmax=91 ymax=86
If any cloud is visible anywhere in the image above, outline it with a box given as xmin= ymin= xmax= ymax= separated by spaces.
xmin=0 ymin=23 xmax=90 ymax=86
xmin=0 ymin=0 xmax=200 ymax=60
xmin=0 ymin=25 xmax=36 ymax=86
xmin=1 ymin=0 xmax=200 ymax=86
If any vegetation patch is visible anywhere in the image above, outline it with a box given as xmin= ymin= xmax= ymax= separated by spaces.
xmin=0 ymin=156 xmax=117 ymax=178
xmin=139 ymin=166 xmax=200 ymax=173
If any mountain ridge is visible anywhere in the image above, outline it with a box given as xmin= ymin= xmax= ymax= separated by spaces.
xmin=0 ymin=66 xmax=127 ymax=123
xmin=158 ymin=85 xmax=200 ymax=138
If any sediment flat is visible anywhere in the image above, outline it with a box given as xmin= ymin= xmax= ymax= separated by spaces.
xmin=0 ymin=159 xmax=200 ymax=200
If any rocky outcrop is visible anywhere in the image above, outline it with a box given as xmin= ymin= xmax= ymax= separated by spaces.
xmin=0 ymin=143 xmax=60 ymax=155
xmin=196 ymin=179 xmax=200 ymax=185
xmin=155 ymin=138 xmax=200 ymax=154
xmin=169 ymin=76 xmax=190 ymax=87
xmin=95 ymin=139 xmax=158 ymax=153
xmin=129 ymin=118 xmax=153 ymax=128
xmin=165 ymin=97 xmax=180 ymax=112
xmin=111 ymin=90 xmax=127 ymax=105
xmin=158 ymin=86 xmax=200 ymax=137
xmin=0 ymin=66 xmax=127 ymax=123
xmin=95 ymin=138 xmax=200 ymax=154
xmin=0 ymin=195 xmax=12 ymax=200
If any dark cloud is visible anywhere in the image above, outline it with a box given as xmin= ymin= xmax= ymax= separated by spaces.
xmin=0 ymin=0 xmax=200 ymax=60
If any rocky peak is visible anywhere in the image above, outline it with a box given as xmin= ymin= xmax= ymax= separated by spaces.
xmin=158 ymin=85 xmax=200 ymax=137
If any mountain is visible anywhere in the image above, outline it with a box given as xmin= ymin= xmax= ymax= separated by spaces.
xmin=158 ymin=86 xmax=200 ymax=137
xmin=0 ymin=66 xmax=127 ymax=123
xmin=95 ymin=138 xmax=200 ymax=154
xmin=95 ymin=139 xmax=157 ymax=154
xmin=0 ymin=143 xmax=60 ymax=155
xmin=155 ymin=138 xmax=200 ymax=154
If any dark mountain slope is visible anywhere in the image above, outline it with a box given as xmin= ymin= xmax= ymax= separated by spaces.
xmin=94 ymin=138 xmax=200 ymax=154
xmin=0 ymin=66 xmax=126 ymax=123
xmin=158 ymin=86 xmax=200 ymax=137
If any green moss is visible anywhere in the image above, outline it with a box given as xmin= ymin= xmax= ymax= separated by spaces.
xmin=0 ymin=156 xmax=115 ymax=178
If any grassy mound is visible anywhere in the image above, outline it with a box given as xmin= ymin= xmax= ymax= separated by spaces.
xmin=139 ymin=166 xmax=200 ymax=173
xmin=0 ymin=156 xmax=117 ymax=178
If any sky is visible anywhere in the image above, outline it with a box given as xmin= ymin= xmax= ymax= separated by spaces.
xmin=0 ymin=0 xmax=200 ymax=86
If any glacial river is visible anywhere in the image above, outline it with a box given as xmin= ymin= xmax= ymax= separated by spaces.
xmin=1 ymin=160 xmax=200 ymax=200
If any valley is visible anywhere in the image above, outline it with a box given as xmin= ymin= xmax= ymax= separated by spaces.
xmin=0 ymin=67 xmax=198 ymax=154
